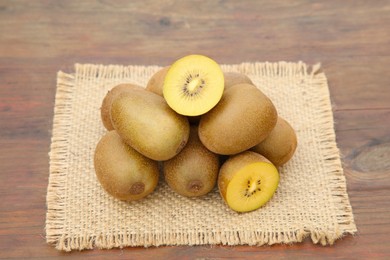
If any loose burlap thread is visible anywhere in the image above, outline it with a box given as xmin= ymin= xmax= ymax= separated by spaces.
xmin=46 ymin=62 xmax=356 ymax=251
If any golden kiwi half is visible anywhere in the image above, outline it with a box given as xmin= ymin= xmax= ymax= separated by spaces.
xmin=163 ymin=54 xmax=224 ymax=116
xmin=218 ymin=151 xmax=279 ymax=213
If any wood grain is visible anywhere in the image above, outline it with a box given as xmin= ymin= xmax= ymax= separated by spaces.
xmin=1 ymin=0 xmax=389 ymax=258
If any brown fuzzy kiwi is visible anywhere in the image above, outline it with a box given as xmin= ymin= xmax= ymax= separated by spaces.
xmin=218 ymin=151 xmax=279 ymax=213
xmin=251 ymin=117 xmax=297 ymax=166
xmin=100 ymin=83 xmax=143 ymax=130
xmin=199 ymin=83 xmax=278 ymax=155
xmin=224 ymin=72 xmax=253 ymax=90
xmin=111 ymin=88 xmax=190 ymax=161
xmin=163 ymin=126 xmax=219 ymax=197
xmin=146 ymin=66 xmax=170 ymax=96
xmin=94 ymin=131 xmax=159 ymax=201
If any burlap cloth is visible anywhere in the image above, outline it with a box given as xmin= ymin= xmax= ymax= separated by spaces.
xmin=46 ymin=62 xmax=357 ymax=251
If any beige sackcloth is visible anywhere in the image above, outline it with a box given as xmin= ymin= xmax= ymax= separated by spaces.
xmin=46 ymin=62 xmax=357 ymax=251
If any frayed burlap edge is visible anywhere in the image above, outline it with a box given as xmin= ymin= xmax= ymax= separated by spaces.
xmin=46 ymin=62 xmax=356 ymax=251
xmin=46 ymin=71 xmax=75 ymax=248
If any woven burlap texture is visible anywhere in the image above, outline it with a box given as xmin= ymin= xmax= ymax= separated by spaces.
xmin=46 ymin=62 xmax=356 ymax=251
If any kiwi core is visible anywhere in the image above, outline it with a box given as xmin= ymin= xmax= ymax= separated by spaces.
xmin=246 ymin=179 xmax=261 ymax=197
xmin=185 ymin=76 xmax=204 ymax=94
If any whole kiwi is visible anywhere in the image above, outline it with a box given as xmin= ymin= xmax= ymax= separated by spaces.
xmin=146 ymin=66 xmax=170 ymax=96
xmin=163 ymin=126 xmax=219 ymax=197
xmin=199 ymin=83 xmax=278 ymax=155
xmin=223 ymin=72 xmax=253 ymax=90
xmin=111 ymin=88 xmax=190 ymax=161
xmin=251 ymin=117 xmax=297 ymax=166
xmin=100 ymin=83 xmax=143 ymax=130
xmin=94 ymin=131 xmax=159 ymax=201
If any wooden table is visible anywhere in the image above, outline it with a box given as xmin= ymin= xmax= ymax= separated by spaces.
xmin=1 ymin=1 xmax=389 ymax=258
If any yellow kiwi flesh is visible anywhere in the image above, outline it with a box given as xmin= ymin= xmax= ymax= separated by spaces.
xmin=163 ymin=54 xmax=224 ymax=116
xmin=223 ymin=72 xmax=253 ymax=90
xmin=94 ymin=131 xmax=159 ymax=201
xmin=218 ymin=151 xmax=279 ymax=213
xmin=163 ymin=126 xmax=219 ymax=197
xmin=199 ymin=83 xmax=278 ymax=155
xmin=252 ymin=117 xmax=297 ymax=166
xmin=146 ymin=66 xmax=170 ymax=96
xmin=111 ymin=89 xmax=190 ymax=161
xmin=100 ymin=83 xmax=143 ymax=130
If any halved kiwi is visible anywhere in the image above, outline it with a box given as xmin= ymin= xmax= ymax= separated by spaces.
xmin=163 ymin=54 xmax=224 ymax=116
xmin=218 ymin=151 xmax=279 ymax=213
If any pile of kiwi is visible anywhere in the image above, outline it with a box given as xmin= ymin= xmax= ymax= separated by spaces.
xmin=94 ymin=54 xmax=297 ymax=213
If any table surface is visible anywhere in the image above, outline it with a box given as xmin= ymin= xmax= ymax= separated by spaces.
xmin=1 ymin=1 xmax=389 ymax=259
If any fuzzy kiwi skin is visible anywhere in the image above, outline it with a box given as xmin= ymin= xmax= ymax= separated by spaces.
xmin=218 ymin=151 xmax=271 ymax=201
xmin=111 ymin=89 xmax=190 ymax=161
xmin=251 ymin=117 xmax=297 ymax=166
xmin=94 ymin=131 xmax=159 ymax=201
xmin=199 ymin=84 xmax=278 ymax=155
xmin=223 ymin=72 xmax=253 ymax=90
xmin=146 ymin=66 xmax=170 ymax=96
xmin=101 ymin=83 xmax=143 ymax=130
xmin=163 ymin=126 xmax=219 ymax=197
